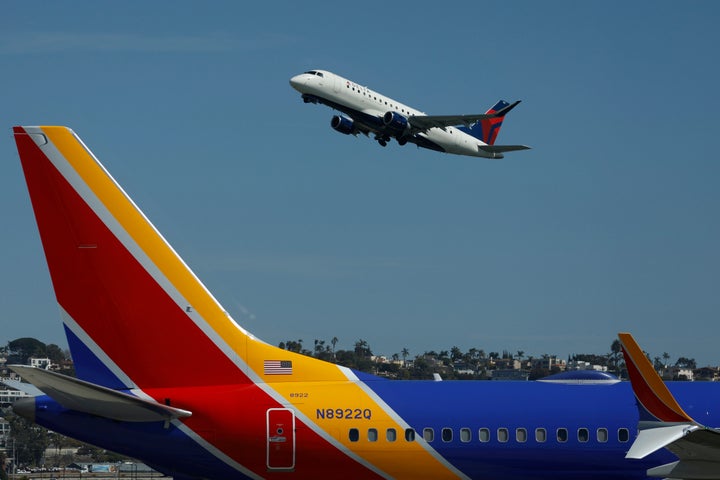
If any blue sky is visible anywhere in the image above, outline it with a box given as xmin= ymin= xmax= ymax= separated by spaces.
xmin=2 ymin=2 xmax=719 ymax=366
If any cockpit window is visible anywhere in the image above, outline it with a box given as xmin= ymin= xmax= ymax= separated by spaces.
xmin=303 ymin=70 xmax=324 ymax=77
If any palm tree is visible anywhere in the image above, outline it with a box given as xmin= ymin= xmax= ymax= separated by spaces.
xmin=401 ymin=348 xmax=409 ymax=366
xmin=331 ymin=336 xmax=338 ymax=360
xmin=610 ymin=339 xmax=622 ymax=373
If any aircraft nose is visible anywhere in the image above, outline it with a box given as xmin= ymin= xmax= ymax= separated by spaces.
xmin=13 ymin=397 xmax=36 ymax=422
xmin=289 ymin=74 xmax=306 ymax=91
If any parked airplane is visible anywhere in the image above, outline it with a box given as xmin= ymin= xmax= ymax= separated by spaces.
xmin=9 ymin=126 xmax=720 ymax=479
xmin=289 ymin=70 xmax=530 ymax=159
xmin=619 ymin=332 xmax=720 ymax=479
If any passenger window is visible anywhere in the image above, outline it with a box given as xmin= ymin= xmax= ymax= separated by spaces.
xmin=578 ymin=428 xmax=589 ymax=442
xmin=557 ymin=428 xmax=568 ymax=443
xmin=535 ymin=428 xmax=547 ymax=443
xmin=349 ymin=428 xmax=359 ymax=442
xmin=386 ymin=428 xmax=397 ymax=442
xmin=618 ymin=428 xmax=630 ymax=442
xmin=368 ymin=428 xmax=378 ymax=442
xmin=479 ymin=428 xmax=490 ymax=442
xmin=441 ymin=428 xmax=453 ymax=442
xmin=497 ymin=428 xmax=509 ymax=443
xmin=516 ymin=428 xmax=527 ymax=443
xmin=405 ymin=429 xmax=416 ymax=441
xmin=423 ymin=428 xmax=434 ymax=442
xmin=597 ymin=428 xmax=608 ymax=443
xmin=460 ymin=428 xmax=471 ymax=443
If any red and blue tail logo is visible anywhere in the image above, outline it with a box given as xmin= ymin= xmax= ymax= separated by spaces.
xmin=465 ymin=100 xmax=511 ymax=145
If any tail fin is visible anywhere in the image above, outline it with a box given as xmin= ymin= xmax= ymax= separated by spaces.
xmin=618 ymin=332 xmax=693 ymax=424
xmin=617 ymin=332 xmax=720 ymax=476
xmin=464 ymin=100 xmax=520 ymax=145
xmin=13 ymin=127 xmax=468 ymax=478
xmin=12 ymin=126 xmax=345 ymax=390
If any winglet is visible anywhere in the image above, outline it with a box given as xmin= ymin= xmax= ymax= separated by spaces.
xmin=493 ymin=100 xmax=521 ymax=118
xmin=618 ymin=332 xmax=694 ymax=423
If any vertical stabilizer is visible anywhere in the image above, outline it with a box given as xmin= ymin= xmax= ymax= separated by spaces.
xmin=460 ymin=100 xmax=518 ymax=145
xmin=12 ymin=126 xmax=347 ymax=390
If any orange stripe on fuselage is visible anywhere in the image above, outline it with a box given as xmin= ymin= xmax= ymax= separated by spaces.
xmin=272 ymin=380 xmax=466 ymax=479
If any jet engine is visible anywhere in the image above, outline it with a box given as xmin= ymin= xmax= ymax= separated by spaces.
xmin=330 ymin=115 xmax=355 ymax=135
xmin=382 ymin=111 xmax=409 ymax=134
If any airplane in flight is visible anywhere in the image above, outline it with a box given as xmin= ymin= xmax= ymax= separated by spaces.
xmin=289 ymin=70 xmax=530 ymax=159
xmin=8 ymin=126 xmax=720 ymax=479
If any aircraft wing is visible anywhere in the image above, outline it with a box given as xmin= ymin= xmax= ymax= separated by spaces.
xmin=409 ymin=100 xmax=521 ymax=132
xmin=619 ymin=333 xmax=720 ymax=479
xmin=9 ymin=365 xmax=192 ymax=422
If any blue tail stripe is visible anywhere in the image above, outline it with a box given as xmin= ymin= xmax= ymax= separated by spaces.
xmin=64 ymin=324 xmax=128 ymax=389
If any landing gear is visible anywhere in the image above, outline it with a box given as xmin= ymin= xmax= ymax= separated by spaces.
xmin=375 ymin=134 xmax=391 ymax=147
xmin=397 ymin=137 xmax=408 ymax=146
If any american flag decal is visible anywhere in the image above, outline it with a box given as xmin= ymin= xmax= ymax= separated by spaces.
xmin=264 ymin=360 xmax=293 ymax=375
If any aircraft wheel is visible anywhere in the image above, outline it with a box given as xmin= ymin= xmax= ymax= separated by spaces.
xmin=378 ymin=139 xmax=387 ymax=147
xmin=397 ymin=137 xmax=407 ymax=146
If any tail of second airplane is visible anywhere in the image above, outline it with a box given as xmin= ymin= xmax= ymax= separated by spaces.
xmin=12 ymin=126 xmax=348 ymax=392
xmin=618 ymin=332 xmax=720 ymax=479
xmin=463 ymin=100 xmax=519 ymax=145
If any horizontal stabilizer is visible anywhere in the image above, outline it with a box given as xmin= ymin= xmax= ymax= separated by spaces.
xmin=1 ymin=378 xmax=44 ymax=396
xmin=479 ymin=145 xmax=532 ymax=154
xmin=626 ymin=424 xmax=698 ymax=459
xmin=9 ymin=365 xmax=192 ymax=422
xmin=648 ymin=459 xmax=720 ymax=480
xmin=477 ymin=144 xmax=532 ymax=159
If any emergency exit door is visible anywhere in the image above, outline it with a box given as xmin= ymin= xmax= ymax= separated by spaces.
xmin=266 ymin=408 xmax=295 ymax=470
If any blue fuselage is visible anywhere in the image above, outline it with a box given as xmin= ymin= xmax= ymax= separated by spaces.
xmin=25 ymin=378 xmax=720 ymax=480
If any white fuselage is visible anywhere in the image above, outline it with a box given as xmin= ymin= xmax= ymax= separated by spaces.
xmin=290 ymin=70 xmax=493 ymax=158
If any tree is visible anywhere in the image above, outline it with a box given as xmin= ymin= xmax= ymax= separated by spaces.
xmin=450 ymin=346 xmax=463 ymax=362
xmin=653 ymin=356 xmax=663 ymax=371
xmin=45 ymin=344 xmax=66 ymax=365
xmin=8 ymin=414 xmax=49 ymax=466
xmin=0 ymin=449 xmax=7 ymax=480
xmin=609 ymin=339 xmax=622 ymax=373
xmin=7 ymin=338 xmax=46 ymax=365
xmin=675 ymin=357 xmax=697 ymax=370
xmin=279 ymin=339 xmax=303 ymax=353
xmin=353 ymin=339 xmax=372 ymax=358
xmin=401 ymin=348 xmax=409 ymax=366
xmin=662 ymin=352 xmax=671 ymax=367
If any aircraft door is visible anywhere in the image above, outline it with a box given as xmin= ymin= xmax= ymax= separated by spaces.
xmin=332 ymin=75 xmax=340 ymax=93
xmin=266 ymin=408 xmax=295 ymax=471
